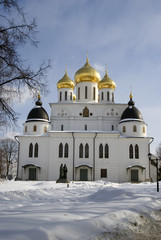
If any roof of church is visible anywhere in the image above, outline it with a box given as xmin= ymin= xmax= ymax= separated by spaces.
xmin=120 ymin=94 xmax=143 ymax=122
xmin=26 ymin=94 xmax=49 ymax=122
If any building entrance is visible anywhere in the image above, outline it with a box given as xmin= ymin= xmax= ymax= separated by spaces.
xmin=29 ymin=168 xmax=36 ymax=180
xmin=131 ymin=169 xmax=138 ymax=182
xmin=80 ymin=169 xmax=88 ymax=181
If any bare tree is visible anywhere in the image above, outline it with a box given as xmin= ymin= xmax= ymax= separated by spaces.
xmin=0 ymin=138 xmax=18 ymax=178
xmin=0 ymin=0 xmax=51 ymax=128
xmin=156 ymin=142 xmax=161 ymax=160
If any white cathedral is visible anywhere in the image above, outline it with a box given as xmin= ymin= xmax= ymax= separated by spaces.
xmin=17 ymin=58 xmax=154 ymax=182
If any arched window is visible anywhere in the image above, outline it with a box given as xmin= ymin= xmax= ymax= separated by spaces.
xmin=33 ymin=125 xmax=37 ymax=132
xmin=123 ymin=126 xmax=126 ymax=133
xmin=59 ymin=92 xmax=62 ymax=101
xmin=85 ymin=86 xmax=88 ymax=99
xmin=85 ymin=125 xmax=87 ymax=130
xmin=29 ymin=143 xmax=33 ymax=158
xmin=65 ymin=91 xmax=67 ymax=101
xmin=64 ymin=143 xmax=69 ymax=158
xmin=34 ymin=143 xmax=38 ymax=158
xmin=112 ymin=92 xmax=114 ymax=102
xmin=129 ymin=144 xmax=133 ymax=159
xmin=101 ymin=92 xmax=104 ymax=101
xmin=143 ymin=126 xmax=145 ymax=133
xmin=83 ymin=107 xmax=89 ymax=117
xmin=112 ymin=125 xmax=114 ymax=131
xmin=25 ymin=126 xmax=27 ymax=133
xmin=85 ymin=144 xmax=89 ymax=158
xmin=78 ymin=87 xmax=80 ymax=100
xmin=70 ymin=92 xmax=72 ymax=101
xmin=79 ymin=143 xmax=83 ymax=158
xmin=107 ymin=92 xmax=109 ymax=101
xmin=99 ymin=144 xmax=103 ymax=158
xmin=44 ymin=126 xmax=47 ymax=133
xmin=133 ymin=125 xmax=137 ymax=132
xmin=93 ymin=87 xmax=96 ymax=100
xmin=59 ymin=143 xmax=63 ymax=158
xmin=105 ymin=144 xmax=109 ymax=158
xmin=135 ymin=144 xmax=139 ymax=159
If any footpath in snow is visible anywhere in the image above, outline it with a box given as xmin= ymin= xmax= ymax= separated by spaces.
xmin=0 ymin=180 xmax=161 ymax=240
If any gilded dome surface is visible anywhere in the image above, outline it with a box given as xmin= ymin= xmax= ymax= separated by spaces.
xmin=57 ymin=71 xmax=75 ymax=89
xmin=74 ymin=59 xmax=101 ymax=84
xmin=98 ymin=70 xmax=116 ymax=90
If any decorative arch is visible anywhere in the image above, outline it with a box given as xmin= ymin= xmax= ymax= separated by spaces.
xmin=129 ymin=144 xmax=133 ymax=159
xmin=34 ymin=143 xmax=38 ymax=158
xmin=85 ymin=144 xmax=89 ymax=158
xmin=29 ymin=143 xmax=33 ymax=158
xmin=59 ymin=143 xmax=63 ymax=158
xmin=64 ymin=143 xmax=69 ymax=158
xmin=83 ymin=107 xmax=89 ymax=117
xmin=79 ymin=143 xmax=83 ymax=158
xmin=99 ymin=144 xmax=103 ymax=158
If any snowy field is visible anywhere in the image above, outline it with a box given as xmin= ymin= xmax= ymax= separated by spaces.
xmin=0 ymin=180 xmax=161 ymax=240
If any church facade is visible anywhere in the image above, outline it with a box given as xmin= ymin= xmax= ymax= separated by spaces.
xmin=17 ymin=58 xmax=153 ymax=182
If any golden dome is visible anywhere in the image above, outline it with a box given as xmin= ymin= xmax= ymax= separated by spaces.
xmin=57 ymin=70 xmax=75 ymax=90
xmin=98 ymin=70 xmax=116 ymax=90
xmin=74 ymin=58 xmax=101 ymax=84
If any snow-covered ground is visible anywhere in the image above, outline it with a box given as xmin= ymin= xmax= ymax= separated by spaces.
xmin=0 ymin=180 xmax=161 ymax=240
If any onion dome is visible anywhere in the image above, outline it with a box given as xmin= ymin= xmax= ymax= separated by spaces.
xmin=98 ymin=70 xmax=116 ymax=90
xmin=26 ymin=94 xmax=49 ymax=122
xmin=120 ymin=93 xmax=143 ymax=122
xmin=57 ymin=70 xmax=75 ymax=89
xmin=74 ymin=58 xmax=101 ymax=84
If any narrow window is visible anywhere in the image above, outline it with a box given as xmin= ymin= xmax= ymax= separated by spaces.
xmin=129 ymin=144 xmax=133 ymax=159
xmin=123 ymin=126 xmax=126 ymax=133
xmin=33 ymin=125 xmax=37 ymax=132
xmin=105 ymin=144 xmax=109 ymax=158
xmin=107 ymin=92 xmax=109 ymax=101
xmin=93 ymin=87 xmax=96 ymax=100
xmin=135 ymin=144 xmax=139 ymax=159
xmin=34 ymin=143 xmax=38 ymax=158
xmin=25 ymin=126 xmax=27 ymax=133
xmin=59 ymin=143 xmax=63 ymax=158
xmin=85 ymin=144 xmax=89 ymax=158
xmin=44 ymin=126 xmax=47 ymax=133
xmin=61 ymin=125 xmax=64 ymax=131
xmin=78 ymin=87 xmax=80 ymax=100
xmin=99 ymin=144 xmax=103 ymax=158
xmin=133 ymin=125 xmax=137 ymax=132
xmin=29 ymin=143 xmax=33 ymax=158
xmin=112 ymin=125 xmax=114 ymax=131
xmin=70 ymin=92 xmax=72 ymax=101
xmin=64 ymin=143 xmax=69 ymax=158
xmin=112 ymin=92 xmax=114 ymax=102
xmin=85 ymin=125 xmax=87 ymax=130
xmin=79 ymin=143 xmax=83 ymax=158
xmin=65 ymin=91 xmax=67 ymax=101
xmin=143 ymin=126 xmax=145 ymax=133
xmin=85 ymin=86 xmax=88 ymax=99
xmin=101 ymin=169 xmax=107 ymax=178
xmin=101 ymin=92 xmax=104 ymax=101
xmin=60 ymin=92 xmax=62 ymax=101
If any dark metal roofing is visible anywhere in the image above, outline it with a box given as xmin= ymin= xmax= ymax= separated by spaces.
xmin=26 ymin=97 xmax=49 ymax=122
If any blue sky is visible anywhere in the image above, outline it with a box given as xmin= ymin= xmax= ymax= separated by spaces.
xmin=5 ymin=0 xmax=161 ymax=154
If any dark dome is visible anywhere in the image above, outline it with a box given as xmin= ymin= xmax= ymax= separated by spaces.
xmin=120 ymin=95 xmax=143 ymax=122
xmin=26 ymin=95 xmax=49 ymax=122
